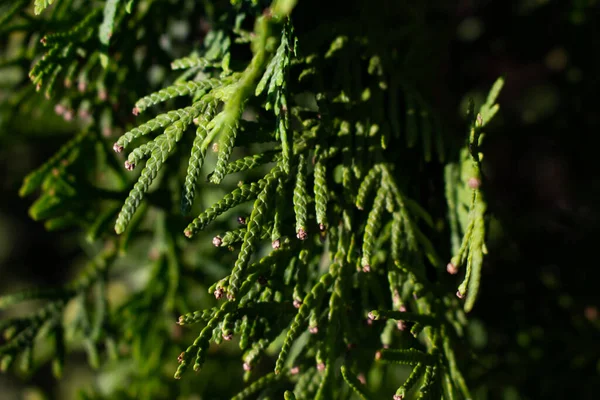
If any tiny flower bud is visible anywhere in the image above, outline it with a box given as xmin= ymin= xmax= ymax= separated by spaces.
xmin=447 ymin=263 xmax=458 ymax=275
xmin=375 ymin=351 xmax=382 ymax=360
xmin=317 ymin=362 xmax=325 ymax=371
xmin=468 ymin=177 xmax=481 ymax=189
xmin=124 ymin=161 xmax=135 ymax=171
xmin=178 ymin=352 xmax=185 ymax=363
xmin=584 ymin=306 xmax=598 ymax=321
xmin=394 ymin=395 xmax=404 ymax=400
xmin=397 ymin=321 xmax=406 ymax=331
xmin=272 ymin=239 xmax=281 ymax=250
xmin=362 ymin=264 xmax=371 ymax=273
xmin=184 ymin=229 xmax=193 ymax=238
xmin=237 ymin=216 xmax=246 ymax=225
xmin=293 ymin=299 xmax=302 ymax=309
xmin=319 ymin=223 xmax=326 ymax=232
xmin=357 ymin=373 xmax=366 ymax=385
xmin=222 ymin=332 xmax=233 ymax=341
xmin=212 ymin=236 xmax=223 ymax=247
xmin=132 ymin=107 xmax=140 ymax=116
xmin=54 ymin=104 xmax=66 ymax=115
xmin=113 ymin=143 xmax=124 ymax=153
xmin=296 ymin=228 xmax=308 ymax=240
xmin=214 ymin=287 xmax=224 ymax=299
xmin=243 ymin=362 xmax=252 ymax=371
xmin=78 ymin=80 xmax=87 ymax=92
xmin=78 ymin=109 xmax=90 ymax=120
xmin=456 ymin=290 xmax=465 ymax=299
xmin=290 ymin=366 xmax=300 ymax=375
xmin=309 ymin=326 xmax=318 ymax=334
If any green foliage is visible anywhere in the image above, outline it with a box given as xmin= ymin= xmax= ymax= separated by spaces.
xmin=34 ymin=0 xmax=56 ymax=15
xmin=0 ymin=0 xmax=512 ymax=398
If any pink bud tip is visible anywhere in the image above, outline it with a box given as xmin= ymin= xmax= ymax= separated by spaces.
xmin=456 ymin=290 xmax=465 ymax=299
xmin=394 ymin=395 xmax=404 ymax=400
xmin=290 ymin=366 xmax=300 ymax=375
xmin=214 ymin=287 xmax=224 ymax=299
xmin=212 ymin=236 xmax=222 ymax=247
xmin=222 ymin=332 xmax=233 ymax=341
xmin=584 ymin=306 xmax=598 ymax=321
xmin=368 ymin=312 xmax=376 ymax=320
xmin=177 ymin=352 xmax=185 ymax=363
xmin=468 ymin=177 xmax=481 ymax=189
xmin=293 ymin=299 xmax=302 ymax=309
xmin=272 ymin=239 xmax=281 ymax=250
xmin=357 ymin=373 xmax=366 ymax=385
xmin=124 ymin=161 xmax=135 ymax=171
xmin=319 ymin=223 xmax=326 ymax=231
xmin=447 ymin=263 xmax=458 ymax=275
xmin=362 ymin=265 xmax=371 ymax=273
xmin=132 ymin=107 xmax=140 ymax=116
xmin=184 ymin=229 xmax=193 ymax=238
xmin=296 ymin=228 xmax=308 ymax=240
xmin=317 ymin=363 xmax=325 ymax=371
xmin=237 ymin=216 xmax=246 ymax=225
xmin=243 ymin=362 xmax=252 ymax=371
xmin=375 ymin=351 xmax=382 ymax=360
xmin=54 ymin=104 xmax=66 ymax=115
xmin=113 ymin=143 xmax=124 ymax=153
xmin=309 ymin=326 xmax=318 ymax=334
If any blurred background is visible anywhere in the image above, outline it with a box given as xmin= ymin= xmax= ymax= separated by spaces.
xmin=1 ymin=0 xmax=600 ymax=399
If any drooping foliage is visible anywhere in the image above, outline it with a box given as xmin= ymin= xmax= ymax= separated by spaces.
xmin=0 ymin=0 xmax=510 ymax=398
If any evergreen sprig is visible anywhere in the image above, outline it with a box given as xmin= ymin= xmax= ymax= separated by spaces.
xmin=0 ymin=1 xmax=508 ymax=398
